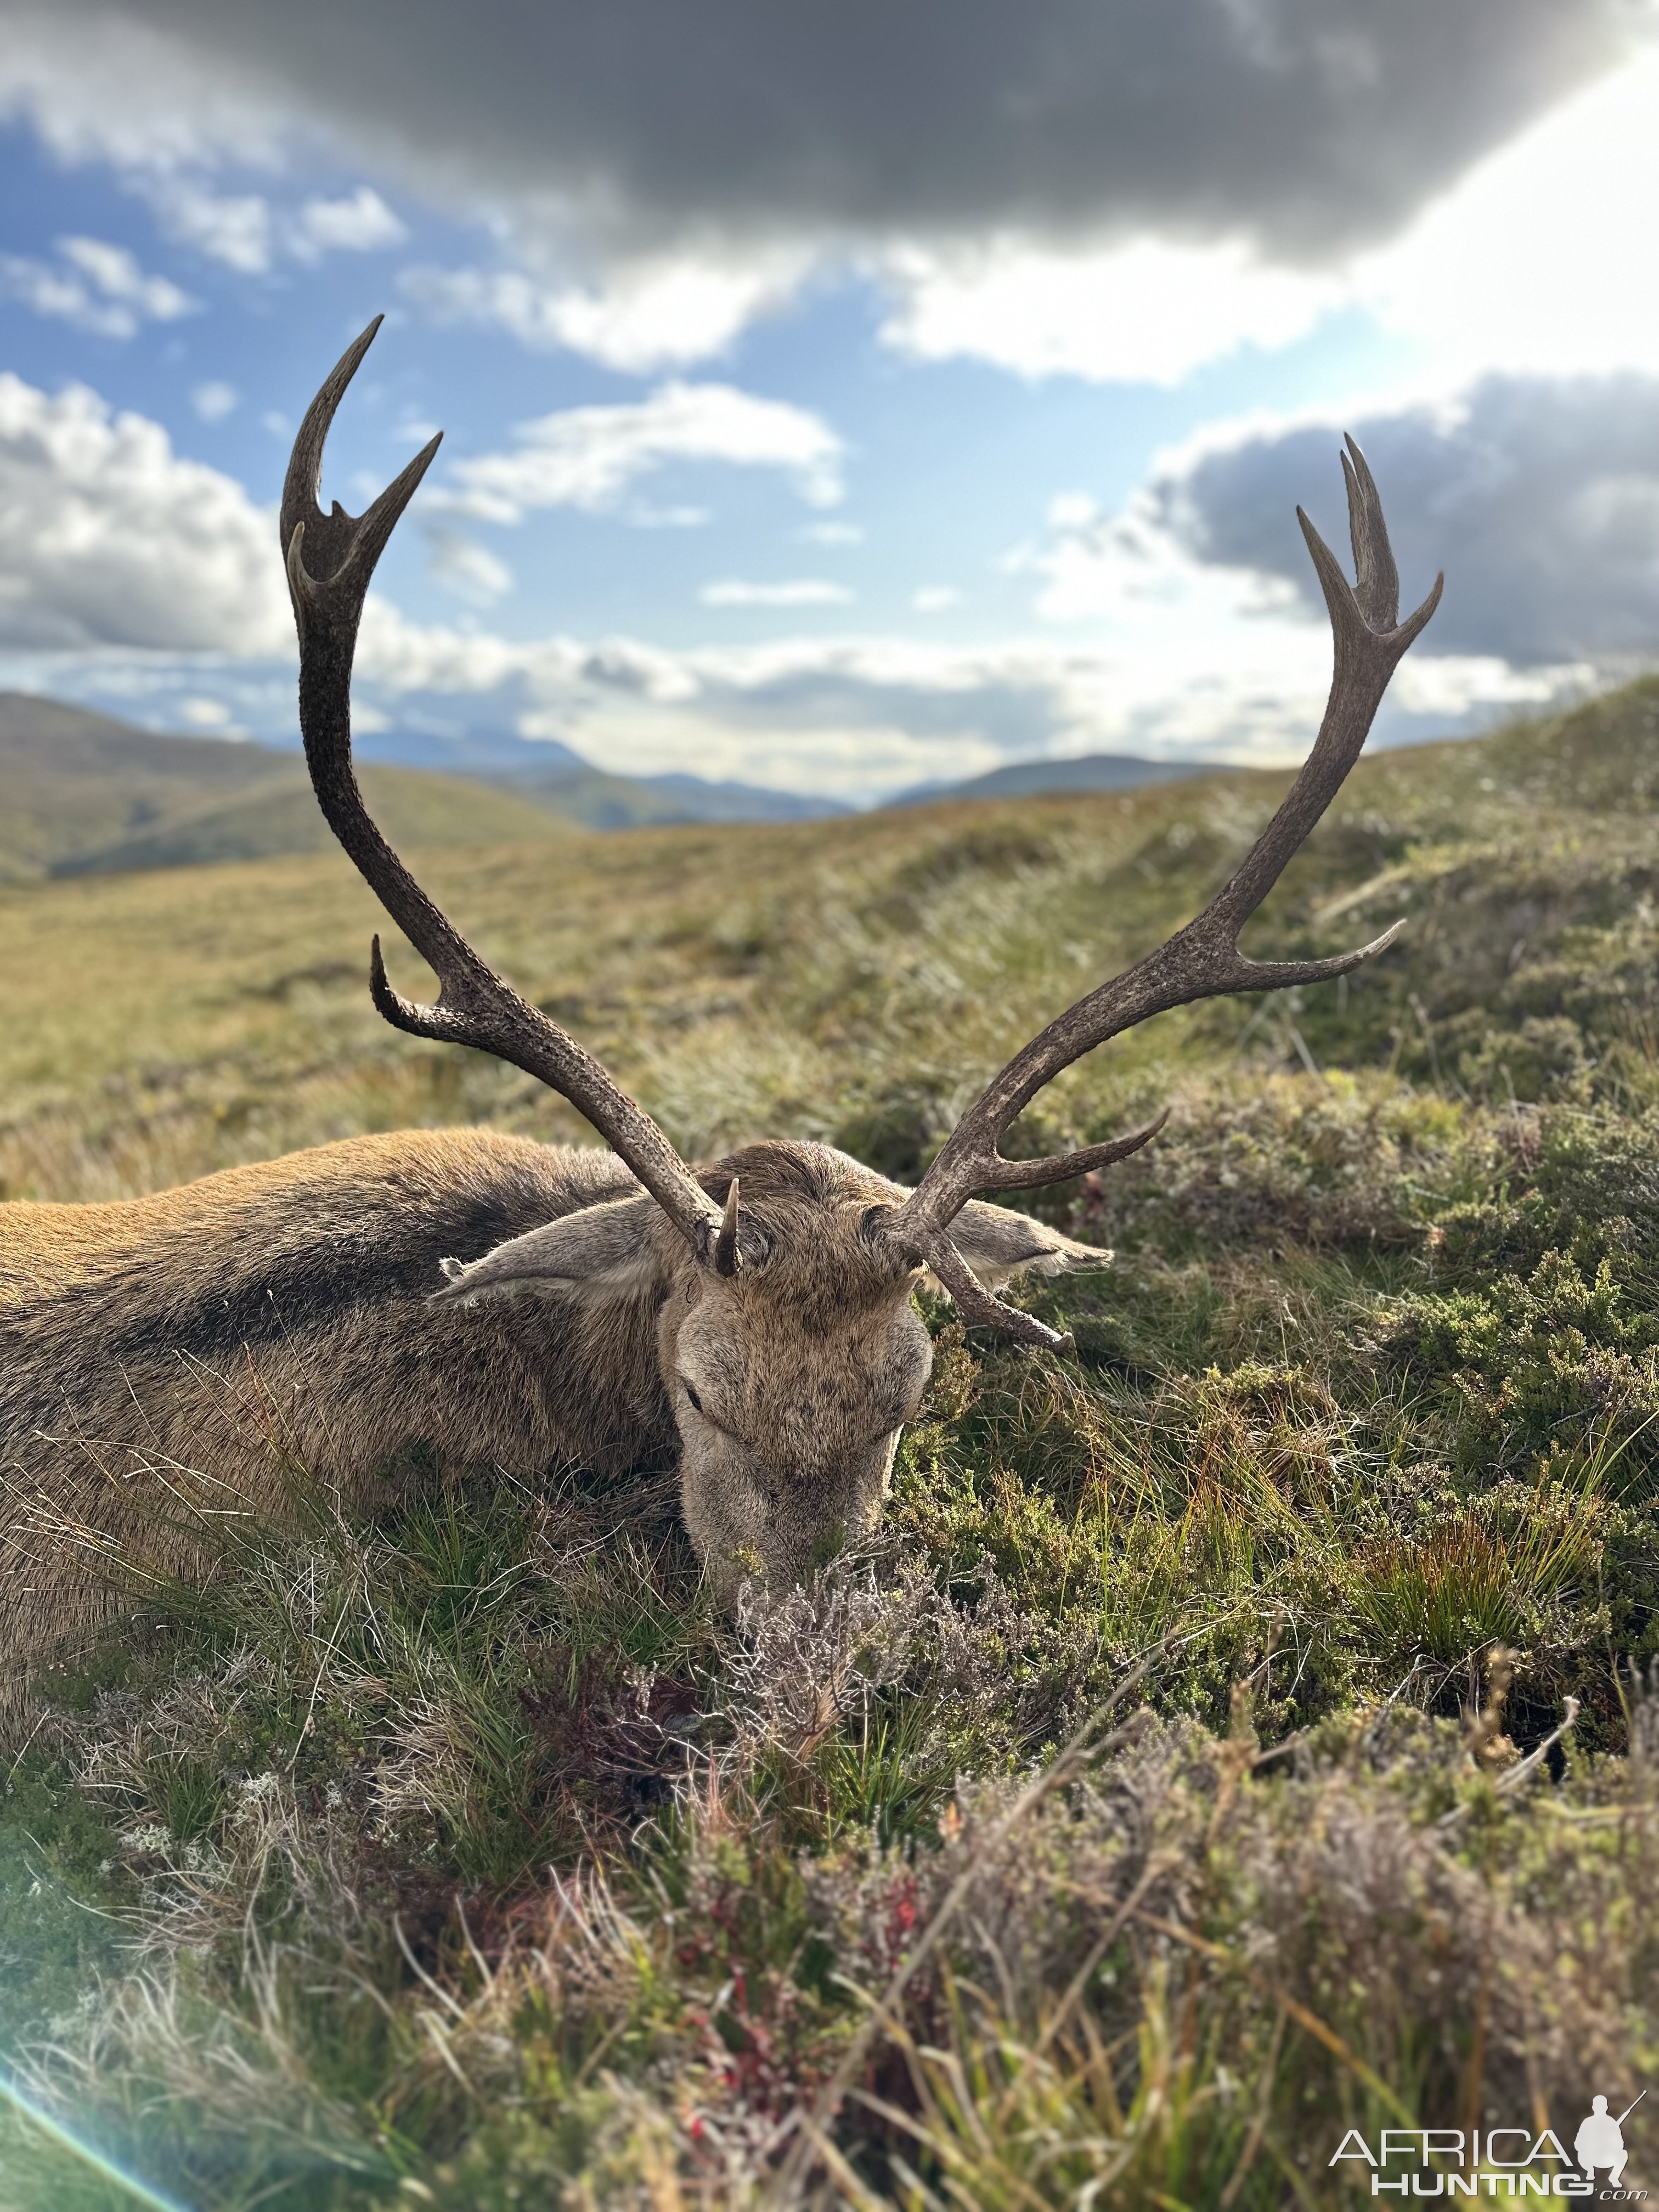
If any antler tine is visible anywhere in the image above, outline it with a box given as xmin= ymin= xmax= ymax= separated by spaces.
xmin=928 ymin=1238 xmax=1075 ymax=1353
xmin=1342 ymin=434 xmax=1398 ymax=632
xmin=936 ymin=1107 xmax=1170 ymax=1198
xmin=888 ymin=441 xmax=1442 ymax=1324
xmin=283 ymin=319 xmax=726 ymax=1265
xmin=712 ymin=1178 xmax=743 ymax=1277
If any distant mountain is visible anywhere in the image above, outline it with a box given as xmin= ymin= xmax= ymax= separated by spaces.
xmin=888 ymin=752 xmax=1218 ymax=808
xmin=0 ymin=694 xmax=568 ymax=883
xmin=353 ymin=723 xmax=591 ymax=778
xmin=353 ymin=724 xmax=844 ymax=828
xmin=0 ymin=694 xmax=845 ymax=883
xmin=487 ymin=759 xmax=844 ymax=831
xmin=0 ymin=698 xmax=1217 ymax=884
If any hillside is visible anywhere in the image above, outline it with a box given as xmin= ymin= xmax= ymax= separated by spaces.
xmin=888 ymin=747 xmax=1214 ymax=806
xmin=5 ymin=673 xmax=1657 ymax=1183
xmin=2 ymin=678 xmax=1658 ymax=2206
xmin=484 ymin=754 xmax=847 ymax=831
xmin=0 ymin=693 xmax=842 ymax=882
xmin=0 ymin=692 xmax=571 ymax=881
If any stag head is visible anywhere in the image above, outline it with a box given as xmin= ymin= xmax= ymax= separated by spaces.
xmin=283 ymin=319 xmax=1440 ymax=1595
xmin=425 ymin=1139 xmax=1094 ymax=1593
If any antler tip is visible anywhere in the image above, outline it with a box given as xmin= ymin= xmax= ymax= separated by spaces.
xmin=1396 ymin=569 xmax=1444 ymax=649
xmin=712 ymin=1175 xmax=743 ymax=1276
xmin=1341 ymin=431 xmax=1381 ymax=495
xmin=338 ymin=313 xmax=385 ymax=382
xmin=1294 ymin=501 xmax=1335 ymax=565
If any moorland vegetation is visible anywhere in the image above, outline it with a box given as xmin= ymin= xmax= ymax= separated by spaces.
xmin=2 ymin=680 xmax=1658 ymax=2207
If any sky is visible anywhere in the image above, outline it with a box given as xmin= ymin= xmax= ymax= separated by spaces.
xmin=1 ymin=1 xmax=1658 ymax=804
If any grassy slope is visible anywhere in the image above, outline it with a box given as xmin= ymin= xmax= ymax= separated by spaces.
xmin=0 ymin=693 xmax=836 ymax=872
xmin=0 ymin=692 xmax=284 ymax=879
xmin=3 ymin=684 xmax=1659 ymax=2204
xmin=0 ymin=692 xmax=573 ymax=882
xmin=5 ymin=676 xmax=1659 ymax=1198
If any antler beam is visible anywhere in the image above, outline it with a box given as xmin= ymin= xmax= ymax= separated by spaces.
xmin=890 ymin=437 xmax=1442 ymax=1342
xmin=282 ymin=318 xmax=727 ymax=1265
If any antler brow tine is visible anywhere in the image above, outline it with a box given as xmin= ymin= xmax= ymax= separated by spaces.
xmin=283 ymin=318 xmax=726 ymax=1265
xmin=891 ymin=438 xmax=1442 ymax=1341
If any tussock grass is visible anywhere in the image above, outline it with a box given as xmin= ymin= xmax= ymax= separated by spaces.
xmin=7 ymin=681 xmax=1659 ymax=2202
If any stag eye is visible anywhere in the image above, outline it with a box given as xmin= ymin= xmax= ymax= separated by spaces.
xmin=682 ymin=1380 xmax=704 ymax=1413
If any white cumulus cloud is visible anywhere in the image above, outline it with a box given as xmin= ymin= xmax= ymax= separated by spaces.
xmin=177 ymin=693 xmax=233 ymax=727
xmin=0 ymin=0 xmax=1649 ymax=385
xmin=143 ymin=180 xmax=275 ymax=272
xmin=996 ymin=467 xmax=1585 ymax=766
xmin=0 ymin=234 xmax=194 ymax=338
xmin=881 ymin=236 xmax=1340 ymax=386
xmin=15 ymin=589 xmax=1586 ymax=806
xmin=291 ymin=186 xmax=404 ymax=258
xmin=190 ymin=379 xmax=238 ymax=421
xmin=0 ymin=373 xmax=288 ymax=653
xmin=438 ymin=382 xmax=845 ymax=524
xmin=873 ymin=47 xmax=1659 ymax=393
xmin=140 ymin=180 xmax=407 ymax=274
xmin=336 ymin=595 xmax=1560 ymax=803
xmin=700 ymin=579 xmax=851 ymax=607
xmin=402 ymin=251 xmax=805 ymax=373
xmin=1152 ymin=373 xmax=1659 ymax=668
xmin=424 ymin=526 xmax=514 ymax=603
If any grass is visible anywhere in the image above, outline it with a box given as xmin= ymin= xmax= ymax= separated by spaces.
xmin=5 ymin=681 xmax=1659 ymax=2203
xmin=0 ymin=690 xmax=573 ymax=885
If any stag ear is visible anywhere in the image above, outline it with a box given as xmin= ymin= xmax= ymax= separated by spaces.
xmin=943 ymin=1200 xmax=1111 ymax=1290
xmin=432 ymin=1194 xmax=664 ymax=1306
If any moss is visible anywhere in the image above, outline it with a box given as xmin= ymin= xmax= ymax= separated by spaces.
xmin=11 ymin=680 xmax=1659 ymax=2198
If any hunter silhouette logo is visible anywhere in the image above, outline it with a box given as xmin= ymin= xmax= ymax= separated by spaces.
xmin=1577 ymin=2096 xmax=1644 ymax=2192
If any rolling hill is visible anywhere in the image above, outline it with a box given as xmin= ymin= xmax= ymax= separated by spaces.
xmin=355 ymin=722 xmax=845 ymax=829
xmin=481 ymin=754 xmax=847 ymax=831
xmin=4 ymin=675 xmax=1659 ymax=2204
xmin=3 ymin=667 xmax=1657 ymax=1189
xmin=887 ymin=749 xmax=1215 ymax=806
xmin=0 ymin=692 xmax=571 ymax=883
xmin=0 ymin=692 xmax=845 ymax=883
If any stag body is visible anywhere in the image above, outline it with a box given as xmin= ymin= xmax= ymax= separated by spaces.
xmin=0 ymin=1131 xmax=1085 ymax=1681
xmin=0 ymin=319 xmax=1441 ymax=1696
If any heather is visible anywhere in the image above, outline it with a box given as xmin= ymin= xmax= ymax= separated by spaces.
xmin=4 ymin=681 xmax=1659 ymax=2205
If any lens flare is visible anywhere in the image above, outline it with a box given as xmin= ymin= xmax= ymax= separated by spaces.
xmin=0 ymin=2072 xmax=195 ymax=2212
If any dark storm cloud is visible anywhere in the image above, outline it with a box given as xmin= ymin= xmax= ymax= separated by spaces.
xmin=9 ymin=0 xmax=1647 ymax=261
xmin=1159 ymin=375 xmax=1659 ymax=666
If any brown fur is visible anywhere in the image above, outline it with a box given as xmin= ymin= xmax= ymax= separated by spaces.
xmin=1 ymin=1129 xmax=1098 ymax=1695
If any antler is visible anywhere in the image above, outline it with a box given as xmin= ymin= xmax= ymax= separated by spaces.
xmin=282 ymin=318 xmax=728 ymax=1265
xmin=888 ymin=436 xmax=1443 ymax=1349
